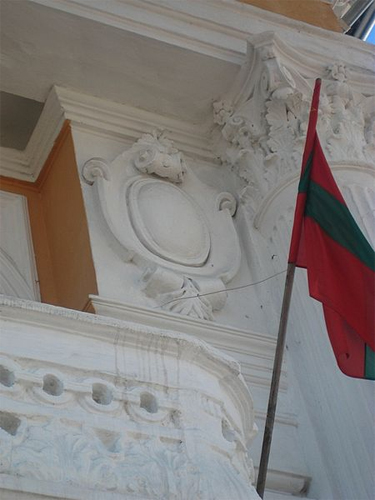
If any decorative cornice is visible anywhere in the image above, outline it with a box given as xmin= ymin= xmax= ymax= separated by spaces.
xmin=30 ymin=0 xmax=375 ymax=74
xmin=0 ymin=148 xmax=30 ymax=180
xmin=0 ymin=294 xmax=293 ymax=417
xmin=0 ymin=87 xmax=64 ymax=182
xmin=88 ymin=294 xmax=275 ymax=353
xmin=54 ymin=86 xmax=213 ymax=159
xmin=0 ymin=86 xmax=214 ymax=182
xmin=2 ymin=2 xmax=374 ymax=184
xmin=87 ymin=294 xmax=287 ymax=390
xmin=0 ymin=294 xmax=256 ymax=377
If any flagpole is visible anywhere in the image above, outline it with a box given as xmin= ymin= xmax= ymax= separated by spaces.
xmin=256 ymin=262 xmax=296 ymax=498
xmin=256 ymin=79 xmax=321 ymax=497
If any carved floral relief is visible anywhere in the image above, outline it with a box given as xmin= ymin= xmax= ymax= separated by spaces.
xmin=213 ymin=34 xmax=375 ymax=217
xmin=0 ymin=353 xmax=258 ymax=499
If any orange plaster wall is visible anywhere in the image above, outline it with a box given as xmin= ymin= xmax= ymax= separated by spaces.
xmin=239 ymin=0 xmax=343 ymax=32
xmin=38 ymin=123 xmax=98 ymax=311
xmin=0 ymin=122 xmax=98 ymax=311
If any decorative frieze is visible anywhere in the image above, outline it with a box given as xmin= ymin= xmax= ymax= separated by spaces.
xmin=0 ymin=297 xmax=259 ymax=500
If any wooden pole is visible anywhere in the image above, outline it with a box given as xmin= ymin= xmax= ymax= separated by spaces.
xmin=256 ymin=262 xmax=296 ymax=498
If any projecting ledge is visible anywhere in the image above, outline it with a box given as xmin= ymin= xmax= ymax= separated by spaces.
xmin=0 ymin=295 xmax=260 ymax=499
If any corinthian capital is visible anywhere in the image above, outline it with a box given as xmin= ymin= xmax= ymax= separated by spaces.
xmin=213 ymin=32 xmax=375 ymax=217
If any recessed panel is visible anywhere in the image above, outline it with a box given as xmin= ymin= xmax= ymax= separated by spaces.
xmin=127 ymin=179 xmax=210 ymax=267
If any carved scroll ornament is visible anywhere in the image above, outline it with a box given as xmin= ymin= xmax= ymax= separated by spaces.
xmin=82 ymin=131 xmax=241 ymax=321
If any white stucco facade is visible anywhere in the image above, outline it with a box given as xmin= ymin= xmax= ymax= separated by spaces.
xmin=0 ymin=1 xmax=374 ymax=499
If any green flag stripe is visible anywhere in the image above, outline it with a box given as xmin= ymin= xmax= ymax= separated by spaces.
xmin=298 ymin=152 xmax=313 ymax=193
xmin=305 ymin=181 xmax=375 ymax=271
xmin=365 ymin=344 xmax=375 ymax=380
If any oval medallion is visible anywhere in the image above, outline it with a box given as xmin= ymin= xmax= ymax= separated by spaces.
xmin=127 ymin=179 xmax=210 ymax=266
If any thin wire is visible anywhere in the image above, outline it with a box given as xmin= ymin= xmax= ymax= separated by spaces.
xmin=157 ymin=269 xmax=287 ymax=309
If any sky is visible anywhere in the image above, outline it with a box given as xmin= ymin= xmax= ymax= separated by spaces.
xmin=365 ymin=21 xmax=375 ymax=44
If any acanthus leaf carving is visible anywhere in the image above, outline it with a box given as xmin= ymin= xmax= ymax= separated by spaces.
xmin=142 ymin=267 xmax=227 ymax=321
xmin=213 ymin=33 xmax=375 ymax=218
xmin=213 ymin=100 xmax=234 ymax=126
xmin=1 ymin=414 xmax=258 ymax=499
xmin=0 ymin=343 xmax=258 ymax=496
xmin=1 ymin=415 xmax=258 ymax=499
xmin=132 ymin=129 xmax=187 ymax=183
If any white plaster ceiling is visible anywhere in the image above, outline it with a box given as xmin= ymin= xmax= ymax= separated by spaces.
xmin=0 ymin=0 xmax=240 ymax=127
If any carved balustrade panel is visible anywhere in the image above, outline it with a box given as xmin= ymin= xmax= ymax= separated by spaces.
xmin=0 ymin=297 xmax=260 ymax=500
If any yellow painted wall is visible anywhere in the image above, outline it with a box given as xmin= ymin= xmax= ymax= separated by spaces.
xmin=240 ymin=0 xmax=343 ymax=32
xmin=0 ymin=122 xmax=98 ymax=311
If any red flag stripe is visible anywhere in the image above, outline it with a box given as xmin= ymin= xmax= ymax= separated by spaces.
xmin=304 ymin=217 xmax=375 ymax=351
xmin=288 ymin=79 xmax=375 ymax=380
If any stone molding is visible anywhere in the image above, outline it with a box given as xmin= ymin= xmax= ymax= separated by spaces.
xmin=213 ymin=32 xmax=375 ymax=218
xmin=0 ymin=297 xmax=307 ymax=497
xmin=253 ymin=468 xmax=309 ymax=497
xmin=0 ymin=295 xmax=259 ymax=499
xmin=1 ymin=27 xmax=373 ymax=185
xmin=0 ymin=296 xmax=244 ymax=378
xmin=0 ymin=88 xmax=64 ymax=181
xmin=0 ymin=86 xmax=213 ymax=182
xmin=30 ymin=0 xmax=375 ymax=68
xmin=88 ymin=294 xmax=288 ymax=392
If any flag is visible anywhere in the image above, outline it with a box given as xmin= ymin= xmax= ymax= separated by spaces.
xmin=289 ymin=78 xmax=375 ymax=380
